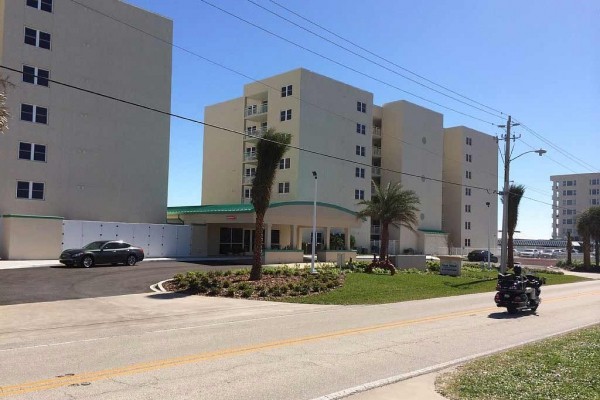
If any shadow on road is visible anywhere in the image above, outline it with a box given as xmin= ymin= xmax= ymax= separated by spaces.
xmin=147 ymin=292 xmax=190 ymax=300
xmin=50 ymin=264 xmax=126 ymax=269
xmin=444 ymin=278 xmax=496 ymax=288
xmin=487 ymin=311 xmax=539 ymax=319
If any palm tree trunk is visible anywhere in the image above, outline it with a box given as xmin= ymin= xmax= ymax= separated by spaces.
xmin=380 ymin=223 xmax=389 ymax=260
xmin=583 ymin=236 xmax=591 ymax=267
xmin=250 ymin=212 xmax=264 ymax=281
xmin=507 ymin=232 xmax=514 ymax=269
xmin=595 ymin=240 xmax=599 ymax=268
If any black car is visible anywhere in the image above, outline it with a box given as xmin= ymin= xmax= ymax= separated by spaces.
xmin=467 ymin=250 xmax=498 ymax=263
xmin=60 ymin=240 xmax=145 ymax=268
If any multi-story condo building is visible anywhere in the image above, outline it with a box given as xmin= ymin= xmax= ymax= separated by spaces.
xmin=443 ymin=127 xmax=498 ymax=251
xmin=0 ymin=0 xmax=172 ymax=258
xmin=197 ymin=68 xmax=499 ymax=256
xmin=551 ymin=173 xmax=600 ymax=239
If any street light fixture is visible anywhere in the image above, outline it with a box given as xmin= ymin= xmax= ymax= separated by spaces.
xmin=499 ymin=117 xmax=546 ymax=274
xmin=311 ymin=171 xmax=317 ymax=274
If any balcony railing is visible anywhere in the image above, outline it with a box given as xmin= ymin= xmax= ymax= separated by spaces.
xmin=371 ymin=225 xmax=381 ymax=235
xmin=372 ymin=166 xmax=381 ymax=176
xmin=244 ymin=126 xmax=268 ymax=140
xmin=372 ymin=146 xmax=381 ymax=157
xmin=244 ymin=152 xmax=257 ymax=162
xmin=245 ymin=103 xmax=268 ymax=117
xmin=242 ymin=175 xmax=255 ymax=185
xmin=372 ymin=127 xmax=382 ymax=137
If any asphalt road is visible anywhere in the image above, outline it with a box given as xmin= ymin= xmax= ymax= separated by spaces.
xmin=0 ymin=261 xmax=250 ymax=305
xmin=0 ymin=279 xmax=598 ymax=400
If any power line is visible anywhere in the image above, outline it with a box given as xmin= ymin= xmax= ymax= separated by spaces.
xmin=267 ymin=0 xmax=506 ymax=117
xmin=198 ymin=0 xmax=498 ymax=126
xmin=1 ymin=64 xmax=500 ymax=196
xmin=519 ymin=137 xmax=578 ymax=174
xmin=246 ymin=0 xmax=504 ymax=120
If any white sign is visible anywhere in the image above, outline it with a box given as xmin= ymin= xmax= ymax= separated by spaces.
xmin=440 ymin=263 xmax=461 ymax=276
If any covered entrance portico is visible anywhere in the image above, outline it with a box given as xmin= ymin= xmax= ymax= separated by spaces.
xmin=167 ymin=201 xmax=361 ymax=263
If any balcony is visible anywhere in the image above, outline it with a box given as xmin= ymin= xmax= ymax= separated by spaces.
xmin=245 ymin=103 xmax=268 ymax=118
xmin=372 ymin=127 xmax=382 ymax=137
xmin=244 ymin=126 xmax=268 ymax=141
xmin=371 ymin=225 xmax=381 ymax=235
xmin=372 ymin=146 xmax=381 ymax=158
xmin=244 ymin=152 xmax=257 ymax=162
xmin=242 ymin=175 xmax=255 ymax=185
xmin=372 ymin=166 xmax=381 ymax=177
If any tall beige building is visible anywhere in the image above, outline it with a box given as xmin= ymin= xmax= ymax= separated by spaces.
xmin=201 ymin=68 xmax=499 ymax=254
xmin=550 ymin=173 xmax=600 ymax=239
xmin=0 ymin=0 xmax=172 ymax=258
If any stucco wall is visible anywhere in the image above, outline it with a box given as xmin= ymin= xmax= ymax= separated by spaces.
xmin=0 ymin=215 xmax=62 ymax=259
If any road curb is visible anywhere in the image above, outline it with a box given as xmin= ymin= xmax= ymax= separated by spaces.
xmin=311 ymin=322 xmax=600 ymax=400
xmin=150 ymin=279 xmax=174 ymax=293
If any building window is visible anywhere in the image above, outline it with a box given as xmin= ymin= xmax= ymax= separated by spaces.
xmin=281 ymin=85 xmax=292 ymax=97
xmin=27 ymin=0 xmax=52 ymax=12
xmin=465 ymin=171 xmax=472 ymax=179
xmin=16 ymin=181 xmax=44 ymax=200
xmin=19 ymin=142 xmax=46 ymax=162
xmin=278 ymin=158 xmax=290 ymax=169
xmin=465 ymin=221 xmax=471 ymax=230
xmin=356 ymin=123 xmax=366 ymax=135
xmin=465 ymin=204 xmax=471 ymax=213
xmin=563 ymin=190 xmax=576 ymax=196
xmin=22 ymin=65 xmax=49 ymax=87
xmin=355 ymin=145 xmax=366 ymax=156
xmin=278 ymin=182 xmax=290 ymax=194
xmin=20 ymin=104 xmax=48 ymax=124
xmin=466 ymin=137 xmax=472 ymax=146
xmin=590 ymin=189 xmax=600 ymax=195
xmin=466 ymin=154 xmax=472 ymax=162
xmin=464 ymin=238 xmax=471 ymax=247
xmin=592 ymin=199 xmax=599 ymax=205
xmin=244 ymin=188 xmax=252 ymax=199
xmin=280 ymin=109 xmax=292 ymax=121
xmin=590 ymin=178 xmax=600 ymax=185
xmin=465 ymin=187 xmax=471 ymax=196
xmin=355 ymin=167 xmax=365 ymax=178
xmin=24 ymin=27 xmax=51 ymax=50
xmin=355 ymin=189 xmax=365 ymax=200
xmin=356 ymin=101 xmax=366 ymax=113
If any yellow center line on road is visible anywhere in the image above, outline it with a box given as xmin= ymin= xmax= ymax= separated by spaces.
xmin=1 ymin=290 xmax=598 ymax=397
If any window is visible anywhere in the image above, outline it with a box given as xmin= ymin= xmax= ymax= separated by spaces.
xmin=23 ymin=65 xmax=49 ymax=87
xmin=280 ymin=85 xmax=292 ymax=97
xmin=19 ymin=142 xmax=46 ymax=162
xmin=590 ymin=178 xmax=600 ymax=185
xmin=465 ymin=171 xmax=472 ymax=179
xmin=24 ymin=27 xmax=51 ymax=50
xmin=590 ymin=188 xmax=600 ymax=195
xmin=355 ymin=145 xmax=366 ymax=156
xmin=355 ymin=167 xmax=365 ymax=178
xmin=565 ymin=180 xmax=575 ymax=187
xmin=244 ymin=188 xmax=252 ymax=199
xmin=466 ymin=154 xmax=472 ymax=162
xmin=355 ymin=189 xmax=365 ymax=200
xmin=244 ymin=167 xmax=256 ymax=177
xmin=464 ymin=238 xmax=471 ymax=247
xmin=592 ymin=199 xmax=599 ymax=205
xmin=356 ymin=101 xmax=366 ymax=113
xmin=20 ymin=104 xmax=48 ymax=124
xmin=280 ymin=109 xmax=292 ymax=121
xmin=27 ymin=0 xmax=52 ymax=12
xmin=465 ymin=204 xmax=471 ymax=213
xmin=563 ymin=199 xmax=575 ymax=206
xmin=356 ymin=123 xmax=366 ymax=135
xmin=278 ymin=158 xmax=290 ymax=169
xmin=245 ymin=146 xmax=256 ymax=156
xmin=278 ymin=182 xmax=290 ymax=194
xmin=465 ymin=221 xmax=471 ymax=230
xmin=465 ymin=187 xmax=471 ymax=196
xmin=16 ymin=181 xmax=44 ymax=200
xmin=562 ymin=190 xmax=576 ymax=196
xmin=466 ymin=137 xmax=472 ymax=146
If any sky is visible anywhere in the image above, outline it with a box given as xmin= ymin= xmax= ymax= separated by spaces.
xmin=124 ymin=0 xmax=599 ymax=240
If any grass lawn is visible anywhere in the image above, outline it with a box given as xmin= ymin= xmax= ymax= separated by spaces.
xmin=280 ymin=269 xmax=587 ymax=305
xmin=436 ymin=324 xmax=600 ymax=400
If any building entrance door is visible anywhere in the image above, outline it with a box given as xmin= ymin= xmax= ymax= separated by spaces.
xmin=243 ymin=229 xmax=255 ymax=254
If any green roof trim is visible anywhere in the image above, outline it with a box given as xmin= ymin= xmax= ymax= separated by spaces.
xmin=168 ymin=201 xmax=356 ymax=216
xmin=1 ymin=214 xmax=64 ymax=220
xmin=419 ymin=229 xmax=446 ymax=234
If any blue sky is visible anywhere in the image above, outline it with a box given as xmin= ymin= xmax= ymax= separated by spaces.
xmin=126 ymin=0 xmax=599 ymax=239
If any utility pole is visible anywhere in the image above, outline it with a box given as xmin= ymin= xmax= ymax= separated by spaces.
xmin=500 ymin=115 xmax=512 ymax=274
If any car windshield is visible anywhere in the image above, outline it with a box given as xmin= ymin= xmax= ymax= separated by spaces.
xmin=83 ymin=241 xmax=107 ymax=250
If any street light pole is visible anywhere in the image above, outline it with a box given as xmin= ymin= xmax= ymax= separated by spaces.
xmin=311 ymin=171 xmax=317 ymax=274
xmin=486 ymin=201 xmax=491 ymax=270
xmin=500 ymin=116 xmax=512 ymax=274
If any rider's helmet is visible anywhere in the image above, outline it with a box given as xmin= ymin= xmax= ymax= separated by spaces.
xmin=513 ymin=265 xmax=522 ymax=276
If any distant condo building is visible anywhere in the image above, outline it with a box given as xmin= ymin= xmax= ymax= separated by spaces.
xmin=551 ymin=173 xmax=600 ymax=239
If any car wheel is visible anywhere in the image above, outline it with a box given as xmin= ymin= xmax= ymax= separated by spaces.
xmin=81 ymin=256 xmax=94 ymax=268
xmin=126 ymin=254 xmax=137 ymax=266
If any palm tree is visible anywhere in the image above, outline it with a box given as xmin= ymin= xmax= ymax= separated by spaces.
xmin=584 ymin=206 xmax=600 ymax=267
xmin=0 ymin=75 xmax=13 ymax=133
xmin=357 ymin=181 xmax=420 ymax=260
xmin=566 ymin=231 xmax=573 ymax=265
xmin=249 ymin=129 xmax=291 ymax=281
xmin=507 ymin=184 xmax=525 ymax=269
xmin=576 ymin=210 xmax=592 ymax=267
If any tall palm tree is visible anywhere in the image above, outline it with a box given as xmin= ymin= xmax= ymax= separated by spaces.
xmin=0 ymin=75 xmax=13 ymax=133
xmin=576 ymin=210 xmax=591 ymax=267
xmin=507 ymin=184 xmax=525 ymax=269
xmin=357 ymin=181 xmax=420 ymax=260
xmin=249 ymin=129 xmax=291 ymax=281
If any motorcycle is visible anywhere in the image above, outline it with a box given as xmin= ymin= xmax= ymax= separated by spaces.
xmin=494 ymin=267 xmax=545 ymax=314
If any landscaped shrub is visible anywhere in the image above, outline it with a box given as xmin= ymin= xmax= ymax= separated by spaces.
xmin=365 ymin=259 xmax=396 ymax=275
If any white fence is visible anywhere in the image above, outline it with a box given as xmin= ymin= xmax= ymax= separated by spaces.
xmin=62 ymin=220 xmax=192 ymax=258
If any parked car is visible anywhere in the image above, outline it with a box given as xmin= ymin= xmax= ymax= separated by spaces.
xmin=540 ymin=249 xmax=561 ymax=258
xmin=518 ymin=249 xmax=539 ymax=258
xmin=467 ymin=250 xmax=498 ymax=263
xmin=60 ymin=240 xmax=145 ymax=268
